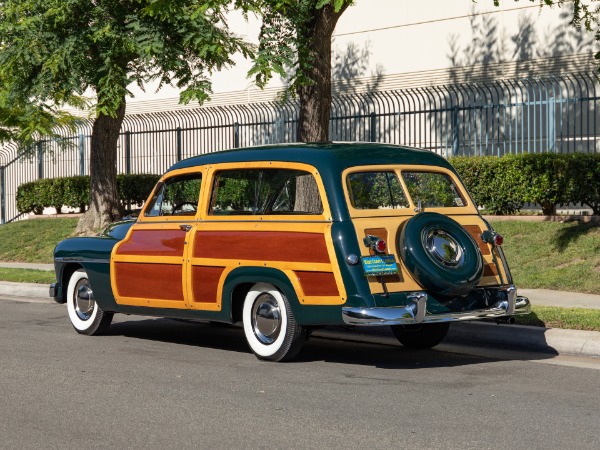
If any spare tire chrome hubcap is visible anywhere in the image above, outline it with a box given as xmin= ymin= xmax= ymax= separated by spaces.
xmin=426 ymin=229 xmax=464 ymax=267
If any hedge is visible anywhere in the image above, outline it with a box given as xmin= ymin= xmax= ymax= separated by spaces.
xmin=17 ymin=174 xmax=160 ymax=214
xmin=16 ymin=153 xmax=600 ymax=216
xmin=450 ymin=153 xmax=600 ymax=215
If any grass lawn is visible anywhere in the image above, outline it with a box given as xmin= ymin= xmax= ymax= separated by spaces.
xmin=515 ymin=305 xmax=600 ymax=332
xmin=490 ymin=220 xmax=600 ymax=294
xmin=0 ymin=268 xmax=55 ymax=284
xmin=0 ymin=217 xmax=78 ymax=263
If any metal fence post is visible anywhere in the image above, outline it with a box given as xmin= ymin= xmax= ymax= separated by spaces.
xmin=370 ymin=112 xmax=376 ymax=142
xmin=234 ymin=122 xmax=240 ymax=148
xmin=0 ymin=166 xmax=5 ymax=225
xmin=452 ymin=106 xmax=460 ymax=156
xmin=176 ymin=127 xmax=182 ymax=161
xmin=125 ymin=130 xmax=131 ymax=174
xmin=37 ymin=141 xmax=44 ymax=179
xmin=79 ymin=134 xmax=85 ymax=175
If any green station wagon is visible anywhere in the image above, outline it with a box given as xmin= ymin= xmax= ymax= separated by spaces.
xmin=51 ymin=143 xmax=530 ymax=361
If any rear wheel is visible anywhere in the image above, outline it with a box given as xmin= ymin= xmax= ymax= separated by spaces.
xmin=391 ymin=322 xmax=450 ymax=349
xmin=66 ymin=269 xmax=113 ymax=336
xmin=242 ymin=283 xmax=305 ymax=362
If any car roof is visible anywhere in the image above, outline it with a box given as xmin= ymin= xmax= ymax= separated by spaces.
xmin=168 ymin=142 xmax=454 ymax=174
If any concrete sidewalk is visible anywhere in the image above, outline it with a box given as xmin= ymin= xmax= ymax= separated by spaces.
xmin=1 ymin=262 xmax=600 ymax=359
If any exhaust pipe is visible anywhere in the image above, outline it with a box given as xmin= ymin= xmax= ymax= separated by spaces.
xmin=495 ymin=316 xmax=516 ymax=325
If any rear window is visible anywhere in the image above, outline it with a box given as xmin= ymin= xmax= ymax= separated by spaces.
xmin=210 ymin=168 xmax=323 ymax=215
xmin=347 ymin=172 xmax=409 ymax=210
xmin=401 ymin=172 xmax=465 ymax=208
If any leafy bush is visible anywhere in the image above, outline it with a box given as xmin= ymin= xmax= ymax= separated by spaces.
xmin=451 ymin=152 xmax=599 ymax=215
xmin=450 ymin=155 xmax=525 ymax=215
xmin=569 ymin=153 xmax=600 ymax=215
xmin=16 ymin=174 xmax=160 ymax=214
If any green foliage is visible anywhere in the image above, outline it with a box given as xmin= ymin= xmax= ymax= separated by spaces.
xmin=16 ymin=174 xmax=160 ymax=214
xmin=249 ymin=0 xmax=353 ymax=96
xmin=117 ymin=174 xmax=161 ymax=206
xmin=452 ymin=153 xmax=600 ymax=215
xmin=569 ymin=153 xmax=600 ymax=215
xmin=0 ymin=90 xmax=81 ymax=149
xmin=451 ymin=156 xmax=525 ymax=215
xmin=0 ymin=1 xmax=255 ymax=117
xmin=0 ymin=268 xmax=55 ymax=284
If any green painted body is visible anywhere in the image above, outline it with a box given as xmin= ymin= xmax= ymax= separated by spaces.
xmin=52 ymin=143 xmax=503 ymax=325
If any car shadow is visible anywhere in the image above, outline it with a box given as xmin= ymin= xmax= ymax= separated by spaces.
xmin=105 ymin=317 xmax=557 ymax=369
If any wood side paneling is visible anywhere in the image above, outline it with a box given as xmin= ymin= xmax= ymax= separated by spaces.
xmin=194 ymin=231 xmax=330 ymax=263
xmin=115 ymin=262 xmax=184 ymax=301
xmin=191 ymin=266 xmax=224 ymax=304
xmin=294 ymin=271 xmax=340 ymax=297
xmin=116 ymin=229 xmax=186 ymax=256
xmin=462 ymin=225 xmax=491 ymax=255
xmin=483 ymin=263 xmax=499 ymax=277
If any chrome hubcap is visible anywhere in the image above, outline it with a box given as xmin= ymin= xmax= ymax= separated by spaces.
xmin=251 ymin=293 xmax=282 ymax=345
xmin=426 ymin=229 xmax=464 ymax=267
xmin=74 ymin=280 xmax=95 ymax=321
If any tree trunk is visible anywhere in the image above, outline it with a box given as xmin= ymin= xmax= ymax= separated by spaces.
xmin=296 ymin=3 xmax=348 ymax=142
xmin=76 ymin=99 xmax=126 ymax=235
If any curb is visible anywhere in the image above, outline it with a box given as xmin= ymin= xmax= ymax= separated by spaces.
xmin=0 ymin=281 xmax=49 ymax=299
xmin=2 ymin=280 xmax=600 ymax=359
xmin=311 ymin=322 xmax=600 ymax=359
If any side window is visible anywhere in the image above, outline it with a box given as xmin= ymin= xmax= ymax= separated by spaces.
xmin=210 ymin=168 xmax=323 ymax=215
xmin=145 ymin=173 xmax=202 ymax=217
xmin=347 ymin=172 xmax=409 ymax=210
xmin=401 ymin=172 xmax=465 ymax=208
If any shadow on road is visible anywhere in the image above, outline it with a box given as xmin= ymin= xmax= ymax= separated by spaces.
xmin=106 ymin=316 xmax=556 ymax=369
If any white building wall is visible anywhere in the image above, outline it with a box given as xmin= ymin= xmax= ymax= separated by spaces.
xmin=125 ymin=0 xmax=596 ymax=113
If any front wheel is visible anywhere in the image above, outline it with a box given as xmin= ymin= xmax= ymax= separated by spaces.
xmin=66 ymin=269 xmax=113 ymax=336
xmin=242 ymin=283 xmax=305 ymax=362
xmin=391 ymin=322 xmax=450 ymax=349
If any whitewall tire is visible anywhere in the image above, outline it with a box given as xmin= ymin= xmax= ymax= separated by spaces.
xmin=66 ymin=269 xmax=113 ymax=336
xmin=242 ymin=283 xmax=305 ymax=362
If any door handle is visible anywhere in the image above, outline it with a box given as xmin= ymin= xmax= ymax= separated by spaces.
xmin=179 ymin=224 xmax=192 ymax=232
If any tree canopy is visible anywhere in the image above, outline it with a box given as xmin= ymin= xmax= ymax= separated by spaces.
xmin=0 ymin=0 xmax=257 ymax=231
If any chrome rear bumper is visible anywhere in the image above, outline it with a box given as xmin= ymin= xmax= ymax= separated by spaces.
xmin=342 ymin=285 xmax=530 ymax=326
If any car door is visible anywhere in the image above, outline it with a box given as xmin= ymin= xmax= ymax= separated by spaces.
xmin=110 ymin=168 xmax=203 ymax=309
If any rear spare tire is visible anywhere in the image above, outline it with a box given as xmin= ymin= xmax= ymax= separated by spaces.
xmin=399 ymin=212 xmax=483 ymax=297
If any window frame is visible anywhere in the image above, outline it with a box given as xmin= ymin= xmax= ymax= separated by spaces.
xmin=139 ymin=167 xmax=206 ymax=223
xmin=342 ymin=165 xmax=477 ymax=218
xmin=203 ymin=161 xmax=332 ymax=222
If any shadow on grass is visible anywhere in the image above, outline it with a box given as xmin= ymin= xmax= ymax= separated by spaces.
xmin=552 ymin=222 xmax=600 ymax=253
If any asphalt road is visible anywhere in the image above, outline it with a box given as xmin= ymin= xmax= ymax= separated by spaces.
xmin=1 ymin=299 xmax=599 ymax=450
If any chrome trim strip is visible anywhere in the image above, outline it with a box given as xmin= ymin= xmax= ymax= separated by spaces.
xmin=342 ymin=290 xmax=530 ymax=326
xmin=54 ymin=257 xmax=110 ymax=264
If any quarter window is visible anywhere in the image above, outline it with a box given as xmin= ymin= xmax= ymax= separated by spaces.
xmin=347 ymin=172 xmax=409 ymax=210
xmin=210 ymin=169 xmax=323 ymax=215
xmin=145 ymin=173 xmax=202 ymax=217
xmin=401 ymin=172 xmax=465 ymax=208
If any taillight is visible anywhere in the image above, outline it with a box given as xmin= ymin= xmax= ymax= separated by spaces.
xmin=363 ymin=235 xmax=388 ymax=254
xmin=374 ymin=239 xmax=387 ymax=253
xmin=493 ymin=233 xmax=504 ymax=246
xmin=481 ymin=230 xmax=504 ymax=246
